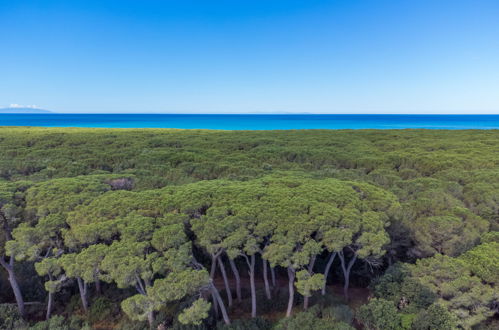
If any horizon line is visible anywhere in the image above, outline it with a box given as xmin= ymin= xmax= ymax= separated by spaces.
xmin=3 ymin=112 xmax=499 ymax=115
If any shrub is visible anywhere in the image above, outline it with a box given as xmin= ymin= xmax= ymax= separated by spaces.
xmin=115 ymin=317 xmax=149 ymax=330
xmin=88 ymin=296 xmax=121 ymax=324
xmin=216 ymin=317 xmax=272 ymax=330
xmin=400 ymin=314 xmax=416 ymax=329
xmin=321 ymin=305 xmax=353 ymax=324
xmin=275 ymin=307 xmax=354 ymax=330
xmin=412 ymin=304 xmax=456 ymax=330
xmin=357 ymin=298 xmax=401 ymax=330
xmin=0 ymin=304 xmax=27 ymax=329
xmin=29 ymin=315 xmax=91 ymax=330
xmin=372 ymin=264 xmax=435 ymax=313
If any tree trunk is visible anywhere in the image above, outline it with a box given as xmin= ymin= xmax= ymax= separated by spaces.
xmin=304 ymin=294 xmax=310 ymax=310
xmin=0 ymin=257 xmax=25 ymax=318
xmin=339 ymin=251 xmax=357 ymax=300
xmin=45 ymin=273 xmax=54 ymax=320
xmin=303 ymin=288 xmax=309 ymax=309
xmin=228 ymin=258 xmax=242 ymax=303
xmin=286 ymin=267 xmax=295 ymax=317
xmin=8 ymin=270 xmax=25 ymax=318
xmin=46 ymin=291 xmax=53 ymax=320
xmin=303 ymin=255 xmax=317 ymax=310
xmin=270 ymin=266 xmax=276 ymax=287
xmin=76 ymin=277 xmax=89 ymax=313
xmin=218 ymin=256 xmax=233 ymax=307
xmin=147 ymin=310 xmax=154 ymax=327
xmin=210 ymin=254 xmax=220 ymax=318
xmin=262 ymin=258 xmax=271 ymax=300
xmin=95 ymin=276 xmax=101 ymax=295
xmin=210 ymin=254 xmax=218 ymax=279
xmin=210 ymin=283 xmax=231 ymax=325
xmin=308 ymin=255 xmax=316 ymax=273
xmin=322 ymin=252 xmax=337 ymax=295
xmin=249 ymin=254 xmax=257 ymax=318
xmin=212 ymin=291 xmax=220 ymax=319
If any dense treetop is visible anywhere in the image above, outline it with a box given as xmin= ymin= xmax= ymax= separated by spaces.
xmin=0 ymin=128 xmax=497 ymax=329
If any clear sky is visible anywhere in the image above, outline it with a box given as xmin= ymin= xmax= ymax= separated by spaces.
xmin=1 ymin=0 xmax=499 ymax=114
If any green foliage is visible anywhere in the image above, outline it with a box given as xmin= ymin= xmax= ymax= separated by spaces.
xmin=357 ymin=298 xmax=401 ymax=330
xmin=372 ymin=264 xmax=436 ymax=313
xmin=121 ymin=294 xmax=155 ymax=322
xmin=481 ymin=231 xmax=499 ymax=243
xmin=0 ymin=304 xmax=27 ymax=329
xmin=149 ymin=269 xmax=210 ymax=305
xmin=216 ymin=317 xmax=272 ymax=330
xmin=321 ymin=305 xmax=354 ymax=324
xmin=295 ymin=270 xmax=324 ymax=298
xmin=0 ymin=128 xmax=498 ymax=328
xmin=409 ymin=213 xmax=488 ymax=257
xmin=412 ymin=304 xmax=456 ymax=330
xmin=178 ymin=299 xmax=211 ymax=325
xmin=400 ymin=314 xmax=416 ymax=330
xmin=114 ymin=318 xmax=149 ymax=330
xmin=24 ymin=176 xmax=112 ymax=217
xmin=28 ymin=315 xmax=91 ymax=330
xmin=1 ymin=180 xmax=32 ymax=256
xmin=460 ymin=241 xmax=499 ymax=284
xmin=409 ymin=255 xmax=496 ymax=329
xmin=275 ymin=306 xmax=354 ymax=330
xmin=87 ymin=296 xmax=121 ymax=325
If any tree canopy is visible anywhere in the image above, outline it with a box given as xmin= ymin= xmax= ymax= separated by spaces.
xmin=0 ymin=128 xmax=497 ymax=329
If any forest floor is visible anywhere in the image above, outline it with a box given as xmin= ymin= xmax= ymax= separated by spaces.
xmin=213 ymin=274 xmax=371 ymax=322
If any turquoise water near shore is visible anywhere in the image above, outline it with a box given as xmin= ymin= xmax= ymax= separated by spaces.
xmin=1 ymin=114 xmax=498 ymax=130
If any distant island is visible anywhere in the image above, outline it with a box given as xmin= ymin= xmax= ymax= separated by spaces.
xmin=0 ymin=107 xmax=52 ymax=113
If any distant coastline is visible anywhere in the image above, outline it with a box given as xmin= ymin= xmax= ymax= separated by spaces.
xmin=0 ymin=107 xmax=52 ymax=114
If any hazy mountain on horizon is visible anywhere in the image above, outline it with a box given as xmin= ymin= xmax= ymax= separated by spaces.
xmin=0 ymin=107 xmax=52 ymax=113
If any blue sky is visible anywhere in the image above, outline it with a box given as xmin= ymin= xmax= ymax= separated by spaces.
xmin=1 ymin=0 xmax=498 ymax=114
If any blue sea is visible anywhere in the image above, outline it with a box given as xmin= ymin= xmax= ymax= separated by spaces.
xmin=1 ymin=114 xmax=498 ymax=130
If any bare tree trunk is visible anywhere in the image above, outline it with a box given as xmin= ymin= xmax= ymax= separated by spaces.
xmin=45 ymin=273 xmax=54 ymax=320
xmin=147 ymin=311 xmax=154 ymax=327
xmin=308 ymin=256 xmax=316 ymax=272
xmin=0 ymin=257 xmax=25 ymax=318
xmin=210 ymin=254 xmax=218 ymax=279
xmin=46 ymin=291 xmax=53 ymax=320
xmin=262 ymin=258 xmax=271 ymax=300
xmin=286 ymin=267 xmax=295 ymax=317
xmin=142 ymin=280 xmax=154 ymax=326
xmin=210 ymin=254 xmax=220 ymax=318
xmin=212 ymin=292 xmax=219 ymax=319
xmin=210 ymin=283 xmax=231 ymax=325
xmin=76 ymin=277 xmax=89 ymax=313
xmin=270 ymin=266 xmax=276 ymax=287
xmin=303 ymin=255 xmax=317 ymax=310
xmin=95 ymin=275 xmax=101 ymax=295
xmin=322 ymin=252 xmax=337 ymax=295
xmin=228 ymin=258 xmax=242 ymax=303
xmin=218 ymin=256 xmax=233 ymax=307
xmin=339 ymin=251 xmax=357 ymax=300
xmin=8 ymin=272 xmax=25 ymax=318
xmin=191 ymin=256 xmax=223 ymax=321
xmin=248 ymin=254 xmax=257 ymax=318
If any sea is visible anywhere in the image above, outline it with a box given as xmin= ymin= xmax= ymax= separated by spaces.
xmin=1 ymin=114 xmax=498 ymax=130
